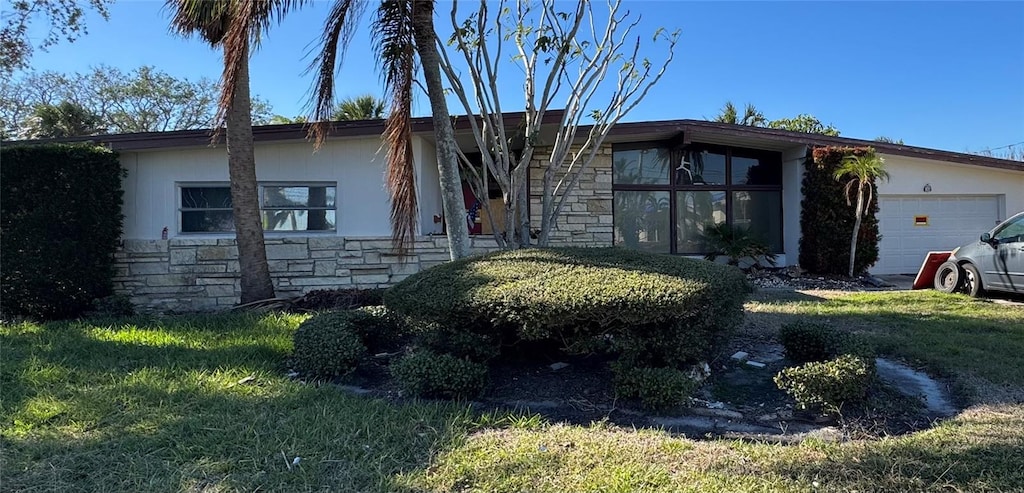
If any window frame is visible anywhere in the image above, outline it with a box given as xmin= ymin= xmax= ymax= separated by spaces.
xmin=176 ymin=182 xmax=339 ymax=235
xmin=611 ymin=141 xmax=784 ymax=255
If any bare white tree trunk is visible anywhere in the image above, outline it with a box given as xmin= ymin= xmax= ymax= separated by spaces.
xmin=439 ymin=0 xmax=677 ymax=248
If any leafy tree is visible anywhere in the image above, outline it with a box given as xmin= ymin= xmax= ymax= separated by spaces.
xmin=167 ymin=0 xmax=281 ymax=303
xmin=268 ymin=114 xmax=308 ymax=124
xmin=767 ymin=114 xmax=840 ymax=136
xmin=714 ymin=101 xmax=766 ymax=126
xmin=874 ymin=136 xmax=904 ymax=144
xmin=0 ymin=0 xmax=111 ymax=73
xmin=711 ymin=102 xmax=840 ymax=137
xmin=0 ymin=66 xmax=275 ymax=136
xmin=19 ymin=101 xmax=105 ymax=138
xmin=440 ymin=0 xmax=678 ymax=248
xmin=833 ymin=150 xmax=889 ymax=277
xmin=333 ymin=94 xmax=385 ymax=120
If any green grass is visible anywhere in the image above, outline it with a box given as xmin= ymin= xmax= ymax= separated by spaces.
xmin=3 ymin=291 xmax=1023 ymax=492
xmin=747 ymin=290 xmax=1024 ymax=385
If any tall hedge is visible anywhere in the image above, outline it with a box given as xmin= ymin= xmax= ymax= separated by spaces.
xmin=799 ymin=147 xmax=880 ymax=275
xmin=1 ymin=144 xmax=125 ymax=319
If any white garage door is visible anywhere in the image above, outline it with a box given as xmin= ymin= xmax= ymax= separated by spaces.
xmin=874 ymin=196 xmax=1001 ymax=274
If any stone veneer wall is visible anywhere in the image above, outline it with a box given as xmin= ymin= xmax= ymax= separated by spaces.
xmin=114 ymin=145 xmax=615 ymax=313
xmin=528 ymin=144 xmax=615 ymax=246
xmin=113 ymin=236 xmax=500 ymax=312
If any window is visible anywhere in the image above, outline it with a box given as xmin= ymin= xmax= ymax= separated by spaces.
xmin=179 ymin=184 xmax=337 ymax=233
xmin=612 ymin=143 xmax=783 ymax=254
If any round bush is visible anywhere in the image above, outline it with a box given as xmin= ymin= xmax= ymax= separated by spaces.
xmin=345 ymin=305 xmax=406 ymax=352
xmin=292 ymin=312 xmax=367 ymax=377
xmin=612 ymin=363 xmax=696 ymax=410
xmin=385 ymin=248 xmax=750 ymax=367
xmin=390 ymin=350 xmax=488 ymax=399
xmin=774 ymin=354 xmax=874 ymax=412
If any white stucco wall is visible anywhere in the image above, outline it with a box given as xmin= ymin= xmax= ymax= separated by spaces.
xmin=415 ymin=139 xmax=445 ymax=235
xmin=781 ymin=145 xmax=808 ymax=266
xmin=121 ymin=136 xmax=412 ymax=240
xmin=877 ymin=153 xmax=1024 ymax=220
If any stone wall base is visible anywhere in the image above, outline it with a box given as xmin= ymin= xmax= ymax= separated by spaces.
xmin=114 ymin=236 xmax=502 ymax=313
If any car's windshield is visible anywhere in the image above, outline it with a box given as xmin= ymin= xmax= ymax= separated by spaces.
xmin=994 ymin=214 xmax=1024 ymax=242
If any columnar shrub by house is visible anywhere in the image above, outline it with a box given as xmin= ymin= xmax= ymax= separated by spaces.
xmin=385 ymin=247 xmax=751 ymax=405
xmin=799 ymin=147 xmax=881 ymax=275
xmin=0 ymin=144 xmax=124 ymax=319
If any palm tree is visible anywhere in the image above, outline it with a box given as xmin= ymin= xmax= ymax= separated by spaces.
xmin=833 ymin=151 xmax=889 ymax=277
xmin=305 ymin=0 xmax=471 ymax=258
xmin=166 ymin=0 xmax=278 ymax=303
xmin=333 ymin=94 xmax=385 ymax=120
xmin=713 ymin=101 xmax=766 ymax=127
xmin=19 ymin=101 xmax=105 ymax=138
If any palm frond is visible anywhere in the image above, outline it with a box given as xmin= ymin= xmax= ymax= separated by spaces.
xmin=375 ymin=0 xmax=419 ymax=256
xmin=307 ymin=0 xmax=366 ymax=145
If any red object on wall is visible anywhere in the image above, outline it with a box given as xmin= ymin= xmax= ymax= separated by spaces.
xmin=913 ymin=251 xmax=952 ymax=290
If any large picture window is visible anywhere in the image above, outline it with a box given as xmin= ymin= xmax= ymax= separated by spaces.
xmin=179 ymin=183 xmax=337 ymax=233
xmin=612 ymin=143 xmax=782 ymax=254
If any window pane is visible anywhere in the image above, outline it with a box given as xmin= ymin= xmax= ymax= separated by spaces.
xmin=263 ymin=186 xmax=336 ymax=208
xmin=732 ymin=191 xmax=782 ymax=253
xmin=676 ymin=191 xmax=726 ymax=253
xmin=263 ymin=210 xmax=336 ymax=231
xmin=182 ymin=210 xmax=234 ymax=232
xmin=182 ymin=187 xmax=231 ymax=209
xmin=731 ymin=149 xmax=782 ymax=185
xmin=678 ymin=149 xmax=726 ymax=185
xmin=612 ymin=147 xmax=670 ymax=185
xmin=614 ymin=191 xmax=670 ymax=253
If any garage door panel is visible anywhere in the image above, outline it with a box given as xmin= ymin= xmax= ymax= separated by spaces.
xmin=874 ymin=195 xmax=999 ymax=274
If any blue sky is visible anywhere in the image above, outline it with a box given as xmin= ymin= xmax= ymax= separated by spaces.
xmin=22 ymin=1 xmax=1024 ymax=153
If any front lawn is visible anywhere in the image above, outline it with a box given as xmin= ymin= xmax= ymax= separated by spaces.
xmin=3 ymin=290 xmax=1022 ymax=492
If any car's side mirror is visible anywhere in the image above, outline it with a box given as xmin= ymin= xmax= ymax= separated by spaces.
xmin=980 ymin=232 xmax=993 ymax=244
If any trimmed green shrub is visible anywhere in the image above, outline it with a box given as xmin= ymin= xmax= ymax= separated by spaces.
xmin=612 ymin=364 xmax=696 ymax=410
xmin=1 ymin=144 xmax=125 ymax=319
xmin=292 ymin=312 xmax=367 ymax=377
xmin=385 ymin=248 xmax=750 ymax=368
xmin=774 ymin=355 xmax=874 ymax=412
xmin=344 ymin=305 xmax=406 ymax=352
xmin=779 ymin=321 xmax=875 ymax=364
xmin=390 ymin=350 xmax=488 ymax=399
xmin=411 ymin=322 xmax=501 ymax=363
xmin=799 ymin=147 xmax=880 ymax=275
xmin=88 ymin=294 xmax=136 ymax=318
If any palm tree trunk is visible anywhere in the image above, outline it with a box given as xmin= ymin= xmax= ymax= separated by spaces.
xmin=848 ymin=182 xmax=865 ymax=278
xmin=226 ymin=44 xmax=275 ymax=302
xmin=412 ymin=1 xmax=470 ymax=259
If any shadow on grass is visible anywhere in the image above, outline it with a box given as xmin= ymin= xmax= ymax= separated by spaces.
xmin=1 ymin=313 xmax=535 ymax=492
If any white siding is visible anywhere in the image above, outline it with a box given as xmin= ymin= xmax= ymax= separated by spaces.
xmin=781 ymin=145 xmax=808 ymax=266
xmin=121 ymin=137 xmax=397 ymax=239
xmin=415 ymin=139 xmax=444 ymax=235
xmin=877 ymin=154 xmax=1024 ymax=222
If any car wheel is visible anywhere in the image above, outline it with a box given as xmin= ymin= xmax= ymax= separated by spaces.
xmin=933 ymin=261 xmax=962 ymax=293
xmin=960 ymin=263 xmax=984 ymax=298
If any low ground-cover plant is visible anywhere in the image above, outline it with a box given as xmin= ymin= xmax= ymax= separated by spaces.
xmin=612 ymin=363 xmax=697 ymax=410
xmin=774 ymin=354 xmax=874 ymax=412
xmin=390 ymin=350 xmax=489 ymax=399
xmin=291 ymin=311 xmax=368 ymax=377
